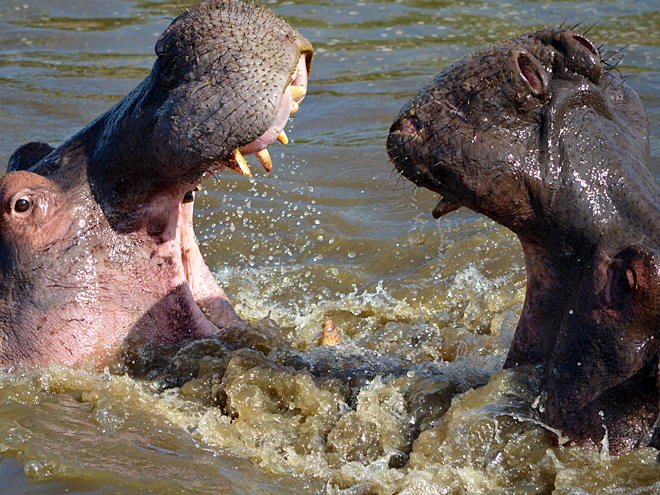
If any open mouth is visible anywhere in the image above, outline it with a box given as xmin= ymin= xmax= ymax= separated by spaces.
xmin=174 ymin=53 xmax=310 ymax=334
xmin=219 ymin=54 xmax=309 ymax=177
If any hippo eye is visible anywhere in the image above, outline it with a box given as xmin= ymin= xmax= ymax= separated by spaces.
xmin=182 ymin=191 xmax=194 ymax=204
xmin=14 ymin=196 xmax=32 ymax=213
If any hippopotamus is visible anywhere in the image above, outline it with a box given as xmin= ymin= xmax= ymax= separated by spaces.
xmin=0 ymin=0 xmax=312 ymax=367
xmin=387 ymin=27 xmax=660 ymax=454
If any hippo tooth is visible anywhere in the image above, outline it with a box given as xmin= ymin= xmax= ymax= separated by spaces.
xmin=432 ymin=197 xmax=462 ymax=219
xmin=277 ymin=131 xmax=289 ymax=145
xmin=230 ymin=149 xmax=252 ymax=178
xmin=320 ymin=317 xmax=342 ymax=346
xmin=290 ymin=85 xmax=306 ymax=100
xmin=255 ymin=148 xmax=273 ymax=172
xmin=291 ymin=101 xmax=299 ymax=115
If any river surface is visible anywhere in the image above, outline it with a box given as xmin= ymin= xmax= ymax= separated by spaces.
xmin=0 ymin=0 xmax=659 ymax=493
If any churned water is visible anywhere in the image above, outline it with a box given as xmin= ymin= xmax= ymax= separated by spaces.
xmin=0 ymin=0 xmax=659 ymax=493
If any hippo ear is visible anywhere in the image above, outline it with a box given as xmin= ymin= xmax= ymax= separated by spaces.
xmin=7 ymin=142 xmax=54 ymax=173
xmin=602 ymin=246 xmax=660 ymax=323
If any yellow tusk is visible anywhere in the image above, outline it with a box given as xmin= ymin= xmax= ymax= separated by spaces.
xmin=231 ymin=149 xmax=252 ymax=177
xmin=277 ymin=131 xmax=289 ymax=145
xmin=290 ymin=85 xmax=306 ymax=100
xmin=255 ymin=148 xmax=273 ymax=172
xmin=320 ymin=317 xmax=342 ymax=346
xmin=291 ymin=101 xmax=299 ymax=115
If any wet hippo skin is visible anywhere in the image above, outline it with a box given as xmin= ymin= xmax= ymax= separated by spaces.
xmin=0 ymin=0 xmax=312 ymax=367
xmin=387 ymin=27 xmax=660 ymax=455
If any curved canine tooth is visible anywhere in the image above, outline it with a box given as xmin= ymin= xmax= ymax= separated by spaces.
xmin=255 ymin=148 xmax=273 ymax=172
xmin=320 ymin=317 xmax=341 ymax=346
xmin=291 ymin=101 xmax=299 ymax=115
xmin=277 ymin=131 xmax=289 ymax=145
xmin=230 ymin=150 xmax=252 ymax=177
xmin=290 ymin=85 xmax=306 ymax=100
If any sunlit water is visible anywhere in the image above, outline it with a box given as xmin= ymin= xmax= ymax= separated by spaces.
xmin=0 ymin=0 xmax=659 ymax=493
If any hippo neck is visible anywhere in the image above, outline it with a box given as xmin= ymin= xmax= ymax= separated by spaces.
xmin=505 ymin=131 xmax=660 ymax=369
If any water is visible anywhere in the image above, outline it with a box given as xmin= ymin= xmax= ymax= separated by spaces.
xmin=0 ymin=0 xmax=659 ymax=493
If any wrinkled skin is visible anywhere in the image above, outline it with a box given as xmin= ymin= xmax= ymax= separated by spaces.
xmin=387 ymin=27 xmax=660 ymax=455
xmin=0 ymin=0 xmax=312 ymax=367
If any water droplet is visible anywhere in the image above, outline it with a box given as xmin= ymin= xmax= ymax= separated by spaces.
xmin=25 ymin=460 xmax=49 ymax=478
xmin=348 ymin=251 xmax=356 ymax=259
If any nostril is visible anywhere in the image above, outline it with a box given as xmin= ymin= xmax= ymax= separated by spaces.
xmin=573 ymin=34 xmax=599 ymax=58
xmin=517 ymin=52 xmax=549 ymax=99
xmin=519 ymin=54 xmax=542 ymax=94
xmin=553 ymin=30 xmax=602 ymax=84
xmin=391 ymin=115 xmax=421 ymax=135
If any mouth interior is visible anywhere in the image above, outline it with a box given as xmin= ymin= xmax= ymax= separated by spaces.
xmin=173 ymin=54 xmax=310 ymax=332
xmin=178 ymin=193 xmax=245 ymax=331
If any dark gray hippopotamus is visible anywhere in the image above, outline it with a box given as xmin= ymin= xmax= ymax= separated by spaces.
xmin=387 ymin=27 xmax=659 ymax=455
xmin=0 ymin=0 xmax=311 ymax=367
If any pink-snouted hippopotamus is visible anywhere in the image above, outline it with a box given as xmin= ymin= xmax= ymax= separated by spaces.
xmin=387 ymin=27 xmax=660 ymax=455
xmin=0 ymin=0 xmax=312 ymax=368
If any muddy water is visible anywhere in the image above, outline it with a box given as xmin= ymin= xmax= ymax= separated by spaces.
xmin=1 ymin=0 xmax=660 ymax=493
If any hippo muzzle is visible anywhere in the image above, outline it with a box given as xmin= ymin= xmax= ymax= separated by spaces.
xmin=387 ymin=27 xmax=660 ymax=454
xmin=0 ymin=0 xmax=312 ymax=368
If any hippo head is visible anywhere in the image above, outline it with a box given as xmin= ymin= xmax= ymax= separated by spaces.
xmin=387 ymin=27 xmax=660 ymax=454
xmin=0 ymin=0 xmax=312 ymax=367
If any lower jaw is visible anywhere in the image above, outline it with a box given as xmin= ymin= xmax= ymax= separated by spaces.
xmin=178 ymin=186 xmax=245 ymax=331
xmin=130 ymin=56 xmax=310 ymax=360
xmin=98 ymin=184 xmax=245 ymax=371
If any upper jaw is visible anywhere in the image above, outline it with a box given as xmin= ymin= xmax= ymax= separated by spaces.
xmin=388 ymin=107 xmax=430 ymax=185
xmin=219 ymin=53 xmax=311 ymax=178
xmin=387 ymin=103 xmax=458 ymax=200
